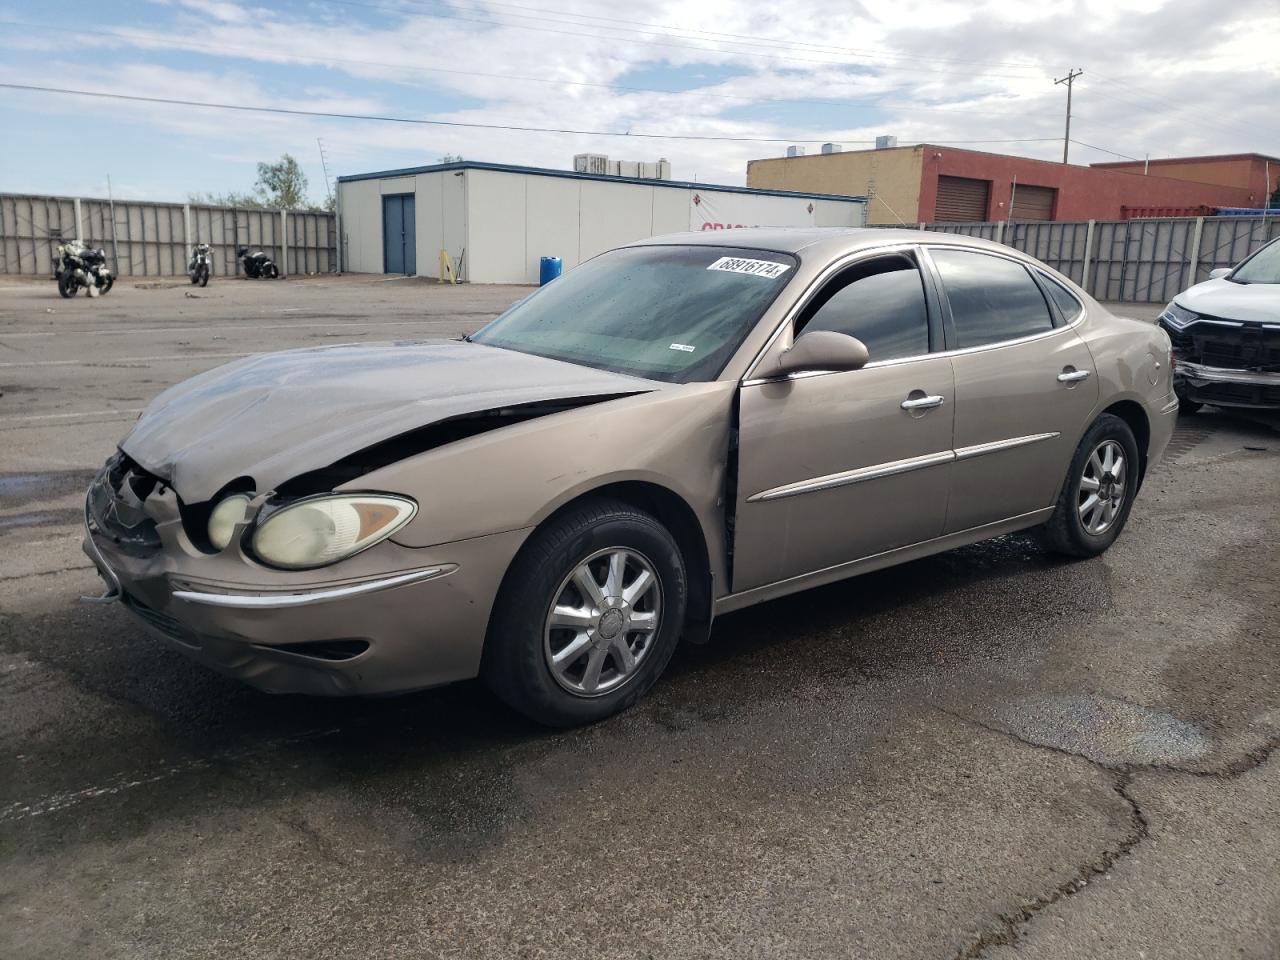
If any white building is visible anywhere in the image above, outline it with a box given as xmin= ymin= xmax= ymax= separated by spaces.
xmin=336 ymin=161 xmax=867 ymax=284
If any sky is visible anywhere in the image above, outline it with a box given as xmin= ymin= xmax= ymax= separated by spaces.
xmin=1 ymin=0 xmax=1278 ymax=205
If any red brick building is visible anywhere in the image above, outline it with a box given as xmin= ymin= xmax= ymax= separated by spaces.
xmin=747 ymin=144 xmax=1276 ymax=225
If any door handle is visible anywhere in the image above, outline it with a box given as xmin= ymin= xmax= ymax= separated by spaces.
xmin=1057 ymin=369 xmax=1092 ymax=384
xmin=900 ymin=394 xmax=945 ymax=411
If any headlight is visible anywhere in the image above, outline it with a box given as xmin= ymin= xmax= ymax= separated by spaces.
xmin=251 ymin=494 xmax=416 ymax=569
xmin=207 ymin=493 xmax=252 ymax=550
xmin=1159 ymin=302 xmax=1198 ymax=328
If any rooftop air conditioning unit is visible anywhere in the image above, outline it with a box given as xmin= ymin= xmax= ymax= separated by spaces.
xmin=573 ymin=153 xmax=610 ymax=175
xmin=786 ymin=145 xmax=806 ymax=158
xmin=821 ymin=143 xmax=842 ymax=154
xmin=875 ymin=135 xmax=898 ymax=150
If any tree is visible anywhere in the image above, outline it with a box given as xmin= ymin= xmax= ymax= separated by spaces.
xmin=188 ymin=190 xmax=266 ymax=208
xmin=254 ymin=154 xmax=309 ymax=209
xmin=439 ymin=153 xmax=464 ymax=163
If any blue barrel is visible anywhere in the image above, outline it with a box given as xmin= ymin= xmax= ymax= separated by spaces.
xmin=539 ymin=256 xmax=562 ymax=285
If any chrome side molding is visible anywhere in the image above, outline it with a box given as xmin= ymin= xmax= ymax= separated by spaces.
xmin=748 ymin=432 xmax=1061 ymax=503
xmin=747 ymin=450 xmax=955 ymax=502
xmin=954 ymin=432 xmax=1060 ymax=461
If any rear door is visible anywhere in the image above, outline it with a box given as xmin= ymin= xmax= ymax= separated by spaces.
xmin=924 ymin=246 xmax=1098 ymax=533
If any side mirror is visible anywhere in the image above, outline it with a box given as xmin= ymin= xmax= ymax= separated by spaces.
xmin=1208 ymin=267 xmax=1232 ymax=280
xmin=762 ymin=330 xmax=870 ymax=378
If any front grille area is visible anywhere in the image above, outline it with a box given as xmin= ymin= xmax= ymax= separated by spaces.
xmin=1162 ymin=316 xmax=1280 ymax=372
xmin=121 ymin=592 xmax=196 ymax=646
xmin=1187 ymin=380 xmax=1280 ymax=408
xmin=87 ymin=453 xmax=163 ymax=557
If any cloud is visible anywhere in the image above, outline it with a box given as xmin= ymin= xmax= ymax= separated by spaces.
xmin=0 ymin=0 xmax=1276 ymax=201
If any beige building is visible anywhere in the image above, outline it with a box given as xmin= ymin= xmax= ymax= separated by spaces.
xmin=748 ymin=146 xmax=927 ymax=226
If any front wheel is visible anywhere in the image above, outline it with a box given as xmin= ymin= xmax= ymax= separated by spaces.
xmin=265 ymin=263 xmax=279 ymax=279
xmin=482 ymin=498 xmax=687 ymax=727
xmin=57 ymin=272 xmax=77 ymax=298
xmin=98 ymin=275 xmax=113 ymax=296
xmin=198 ymin=265 xmax=209 ymax=287
xmin=1038 ymin=414 xmax=1141 ymax=558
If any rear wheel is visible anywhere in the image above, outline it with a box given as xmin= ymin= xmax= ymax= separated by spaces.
xmin=265 ymin=263 xmax=279 ymax=279
xmin=482 ymin=498 xmax=687 ymax=727
xmin=1039 ymin=414 xmax=1140 ymax=558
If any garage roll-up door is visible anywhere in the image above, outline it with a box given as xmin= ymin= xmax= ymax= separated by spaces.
xmin=1010 ymin=184 xmax=1056 ymax=221
xmin=935 ymin=176 xmax=990 ymax=222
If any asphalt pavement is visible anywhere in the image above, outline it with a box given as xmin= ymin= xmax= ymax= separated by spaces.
xmin=1 ymin=275 xmax=1277 ymax=959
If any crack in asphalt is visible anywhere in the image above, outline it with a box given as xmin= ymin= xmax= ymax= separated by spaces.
xmin=954 ymin=772 xmax=1150 ymax=960
xmin=941 ymin=706 xmax=1280 ymax=959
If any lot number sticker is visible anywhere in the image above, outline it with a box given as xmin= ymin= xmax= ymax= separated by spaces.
xmin=706 ymin=256 xmax=792 ymax=279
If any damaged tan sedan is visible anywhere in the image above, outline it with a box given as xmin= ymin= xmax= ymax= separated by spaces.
xmin=85 ymin=229 xmax=1178 ymax=725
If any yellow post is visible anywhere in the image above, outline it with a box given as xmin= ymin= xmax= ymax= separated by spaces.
xmin=438 ymin=249 xmax=457 ymax=284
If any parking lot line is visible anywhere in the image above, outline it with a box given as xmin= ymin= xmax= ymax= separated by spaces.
xmin=0 ymin=408 xmax=145 ymax=424
xmin=0 ymin=352 xmax=251 ymax=368
xmin=0 ymin=319 xmax=440 ymax=339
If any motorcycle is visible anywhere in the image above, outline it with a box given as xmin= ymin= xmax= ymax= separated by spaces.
xmin=188 ymin=243 xmax=212 ymax=287
xmin=237 ymin=246 xmax=279 ymax=279
xmin=53 ymin=241 xmax=113 ymax=298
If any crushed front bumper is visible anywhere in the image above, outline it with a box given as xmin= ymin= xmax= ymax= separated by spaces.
xmin=83 ymin=497 xmax=530 ymax=696
xmin=1174 ymin=361 xmax=1280 ymax=410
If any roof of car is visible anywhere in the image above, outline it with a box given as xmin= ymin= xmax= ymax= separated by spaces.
xmin=626 ymin=227 xmax=1011 ymax=259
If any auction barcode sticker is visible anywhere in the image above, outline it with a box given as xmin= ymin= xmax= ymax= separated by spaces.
xmin=706 ymin=256 xmax=792 ymax=279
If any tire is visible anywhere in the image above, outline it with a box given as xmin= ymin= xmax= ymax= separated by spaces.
xmin=1177 ymin=394 xmax=1203 ymax=415
xmin=1039 ymin=414 xmax=1141 ymax=558
xmin=190 ymin=271 xmax=199 ymax=285
xmin=265 ymin=264 xmax=279 ymax=279
xmin=199 ymin=266 xmax=209 ymax=287
xmin=98 ymin=275 xmax=113 ymax=296
xmin=482 ymin=498 xmax=687 ymax=727
xmin=57 ymin=272 xmax=77 ymax=298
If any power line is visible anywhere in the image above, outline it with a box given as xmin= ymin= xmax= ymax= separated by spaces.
xmin=1069 ymin=139 xmax=1139 ymax=161
xmin=0 ymin=82 xmax=1066 ymax=147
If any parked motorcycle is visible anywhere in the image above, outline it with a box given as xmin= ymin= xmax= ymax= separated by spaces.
xmin=188 ymin=243 xmax=212 ymax=286
xmin=237 ymin=246 xmax=279 ymax=279
xmin=53 ymin=241 xmax=113 ymax=298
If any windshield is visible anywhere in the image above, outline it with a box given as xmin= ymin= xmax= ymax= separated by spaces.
xmin=471 ymin=245 xmax=797 ymax=382
xmin=1232 ymin=239 xmax=1280 ymax=284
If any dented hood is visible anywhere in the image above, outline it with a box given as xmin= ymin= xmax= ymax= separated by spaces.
xmin=121 ymin=340 xmax=657 ymax=502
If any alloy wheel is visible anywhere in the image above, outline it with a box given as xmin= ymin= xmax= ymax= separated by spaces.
xmin=543 ymin=547 xmax=662 ymax=697
xmin=1078 ymin=439 xmax=1127 ymax=535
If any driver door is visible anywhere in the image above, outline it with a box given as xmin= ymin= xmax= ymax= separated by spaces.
xmin=732 ymin=249 xmax=955 ymax=593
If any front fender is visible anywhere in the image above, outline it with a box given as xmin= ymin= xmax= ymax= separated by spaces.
xmin=347 ymin=381 xmax=738 ymax=586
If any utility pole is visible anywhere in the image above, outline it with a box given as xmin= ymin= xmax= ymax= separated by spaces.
xmin=317 ymin=138 xmax=334 ymax=207
xmin=1054 ymin=68 xmax=1083 ymax=164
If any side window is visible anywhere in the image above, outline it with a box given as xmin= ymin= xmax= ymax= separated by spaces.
xmin=795 ymin=255 xmax=930 ymax=362
xmin=930 ymin=249 xmax=1054 ymax=349
xmin=1042 ymin=274 xmax=1084 ymax=322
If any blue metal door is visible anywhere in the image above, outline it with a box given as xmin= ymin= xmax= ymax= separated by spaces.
xmin=382 ymin=194 xmax=416 ymax=274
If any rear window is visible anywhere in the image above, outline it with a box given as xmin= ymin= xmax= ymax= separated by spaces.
xmin=931 ymin=249 xmax=1054 ymax=348
xmin=1042 ymin=275 xmax=1084 ymax=322
xmin=472 ymin=245 xmax=797 ymax=382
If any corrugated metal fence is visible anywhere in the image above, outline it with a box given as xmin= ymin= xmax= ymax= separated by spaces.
xmin=0 ymin=193 xmax=337 ymax=278
xmin=882 ymin=215 xmax=1280 ymax=302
